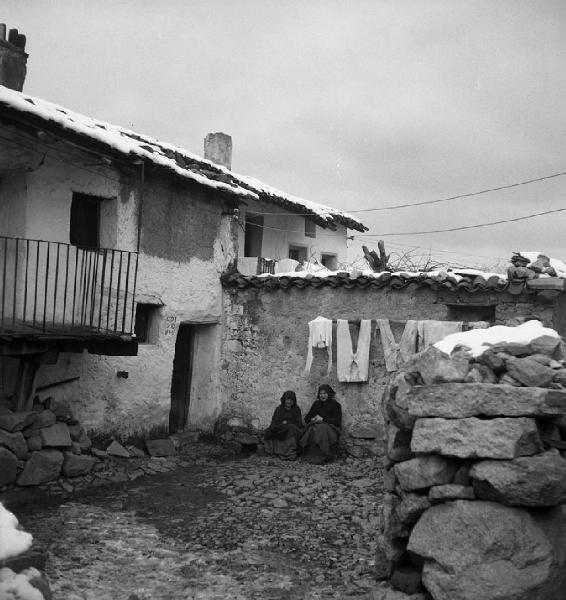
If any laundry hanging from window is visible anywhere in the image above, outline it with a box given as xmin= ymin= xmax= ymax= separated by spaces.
xmin=304 ymin=316 xmax=333 ymax=375
xmin=336 ymin=319 xmax=371 ymax=382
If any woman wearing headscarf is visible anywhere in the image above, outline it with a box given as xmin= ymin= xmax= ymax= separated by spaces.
xmin=300 ymin=384 xmax=342 ymax=464
xmin=263 ymin=390 xmax=304 ymax=460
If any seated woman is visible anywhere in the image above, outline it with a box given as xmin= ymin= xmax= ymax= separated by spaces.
xmin=263 ymin=390 xmax=304 ymax=460
xmin=300 ymin=384 xmax=342 ymax=464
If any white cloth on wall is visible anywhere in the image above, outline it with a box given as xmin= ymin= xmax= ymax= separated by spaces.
xmin=377 ymin=319 xmax=419 ymax=372
xmin=305 ymin=316 xmax=333 ymax=375
xmin=336 ymin=319 xmax=372 ymax=382
xmin=417 ymin=320 xmax=463 ymax=351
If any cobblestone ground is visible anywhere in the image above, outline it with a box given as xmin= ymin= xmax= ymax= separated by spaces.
xmin=16 ymin=445 xmax=385 ymax=600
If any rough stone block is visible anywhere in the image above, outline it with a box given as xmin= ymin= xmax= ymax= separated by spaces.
xmin=62 ymin=452 xmax=96 ymax=477
xmin=407 ymin=383 xmax=566 ymax=418
xmin=26 ymin=435 xmax=42 ymax=452
xmin=349 ymin=423 xmax=383 ymax=439
xmin=411 ymin=417 xmax=543 ymax=459
xmin=394 ymin=455 xmax=459 ymax=492
xmin=0 ymin=447 xmax=18 ymax=487
xmin=395 ymin=493 xmax=431 ymax=524
xmin=470 ymin=450 xmax=566 ymax=506
xmin=36 ymin=409 xmax=56 ymax=428
xmin=530 ymin=335 xmax=563 ymax=358
xmin=383 ymin=493 xmax=411 ymax=539
xmin=404 ymin=346 xmax=470 ymax=385
xmin=40 ymin=423 xmax=72 ymax=448
xmin=386 ymin=423 xmax=413 ymax=463
xmin=506 ymin=356 xmax=556 ymax=387
xmin=106 ymin=440 xmax=131 ymax=457
xmin=408 ymin=500 xmax=566 ymax=600
xmin=145 ymin=438 xmax=175 ymax=457
xmin=0 ymin=411 xmax=35 ymax=432
xmin=17 ymin=450 xmax=63 ymax=486
xmin=0 ymin=429 xmax=28 ymax=459
xmin=428 ymin=484 xmax=475 ymax=503
xmin=383 ymin=375 xmax=417 ymax=431
xmin=51 ymin=400 xmax=76 ymax=424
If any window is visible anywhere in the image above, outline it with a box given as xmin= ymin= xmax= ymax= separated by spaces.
xmin=70 ymin=193 xmax=102 ymax=249
xmin=134 ymin=303 xmax=161 ymax=344
xmin=305 ymin=219 xmax=316 ymax=238
xmin=289 ymin=245 xmax=307 ymax=262
xmin=321 ymin=253 xmax=338 ymax=270
xmin=446 ymin=304 xmax=496 ymax=323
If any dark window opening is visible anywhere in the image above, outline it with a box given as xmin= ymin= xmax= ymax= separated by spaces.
xmin=134 ymin=303 xmax=161 ymax=343
xmin=305 ymin=219 xmax=316 ymax=238
xmin=70 ymin=193 xmax=101 ymax=249
xmin=446 ymin=304 xmax=496 ymax=323
xmin=289 ymin=245 xmax=308 ymax=262
xmin=244 ymin=214 xmax=264 ymax=257
xmin=321 ymin=253 xmax=338 ymax=270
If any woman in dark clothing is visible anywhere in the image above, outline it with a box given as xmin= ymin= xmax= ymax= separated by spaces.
xmin=300 ymin=384 xmax=342 ymax=464
xmin=264 ymin=391 xmax=304 ymax=460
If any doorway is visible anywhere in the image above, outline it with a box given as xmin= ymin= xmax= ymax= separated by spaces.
xmin=169 ymin=324 xmax=195 ymax=433
xmin=169 ymin=322 xmax=221 ymax=433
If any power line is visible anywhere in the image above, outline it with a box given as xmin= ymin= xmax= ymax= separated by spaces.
xmin=235 ymin=170 xmax=566 ymax=218
xmin=352 ymin=206 xmax=566 ymax=236
xmin=347 ymin=171 xmax=566 ymax=213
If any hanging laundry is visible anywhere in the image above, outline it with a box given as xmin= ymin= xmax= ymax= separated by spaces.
xmin=304 ymin=316 xmax=333 ymax=375
xmin=376 ymin=319 xmax=419 ymax=372
xmin=336 ymin=319 xmax=372 ymax=382
xmin=417 ymin=320 xmax=463 ymax=351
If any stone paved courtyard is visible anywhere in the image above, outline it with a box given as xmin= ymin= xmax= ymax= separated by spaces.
xmin=13 ymin=445 xmax=386 ymax=599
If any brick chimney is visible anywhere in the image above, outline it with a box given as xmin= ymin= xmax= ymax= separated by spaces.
xmin=204 ymin=132 xmax=232 ymax=170
xmin=0 ymin=24 xmax=28 ymax=91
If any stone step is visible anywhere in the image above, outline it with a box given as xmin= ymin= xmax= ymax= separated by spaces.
xmin=407 ymin=383 xmax=566 ymax=418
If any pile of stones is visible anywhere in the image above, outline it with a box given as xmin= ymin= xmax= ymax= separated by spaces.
xmin=380 ymin=333 xmax=566 ymax=600
xmin=0 ymin=397 xmax=96 ymax=489
xmin=0 ymin=396 xmax=186 ymax=495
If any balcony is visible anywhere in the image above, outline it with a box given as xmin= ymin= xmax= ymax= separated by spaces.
xmin=0 ymin=236 xmax=138 ymax=355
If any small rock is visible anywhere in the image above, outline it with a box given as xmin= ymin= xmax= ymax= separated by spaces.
xmin=106 ymin=441 xmax=131 ymax=458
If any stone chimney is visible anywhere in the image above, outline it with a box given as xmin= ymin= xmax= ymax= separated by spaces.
xmin=204 ymin=132 xmax=232 ymax=170
xmin=0 ymin=24 xmax=28 ymax=91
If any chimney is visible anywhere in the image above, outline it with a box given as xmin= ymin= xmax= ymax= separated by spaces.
xmin=0 ymin=24 xmax=28 ymax=91
xmin=204 ymin=132 xmax=232 ymax=170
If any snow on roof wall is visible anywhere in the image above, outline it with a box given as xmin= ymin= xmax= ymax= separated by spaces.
xmin=0 ymin=85 xmax=367 ymax=232
xmin=434 ymin=320 xmax=560 ymax=357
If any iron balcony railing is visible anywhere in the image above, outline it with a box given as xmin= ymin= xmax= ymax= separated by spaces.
xmin=0 ymin=236 xmax=138 ymax=337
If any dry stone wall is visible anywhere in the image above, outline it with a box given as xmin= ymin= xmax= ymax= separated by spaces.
xmin=380 ymin=336 xmax=566 ymax=599
xmin=221 ymin=284 xmax=553 ymax=442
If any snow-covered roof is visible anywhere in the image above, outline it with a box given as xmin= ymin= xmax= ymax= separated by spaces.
xmin=0 ymin=85 xmax=367 ymax=232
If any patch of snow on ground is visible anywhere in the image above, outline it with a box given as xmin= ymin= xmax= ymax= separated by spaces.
xmin=0 ymin=503 xmax=33 ymax=561
xmin=434 ymin=320 xmax=560 ymax=357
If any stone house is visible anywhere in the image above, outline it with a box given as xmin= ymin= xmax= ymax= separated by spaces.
xmin=0 ymin=27 xmax=366 ymax=441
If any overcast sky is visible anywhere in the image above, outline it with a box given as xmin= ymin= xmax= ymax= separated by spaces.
xmin=4 ymin=1 xmax=566 ymax=271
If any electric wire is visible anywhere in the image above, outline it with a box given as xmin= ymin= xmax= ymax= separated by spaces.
xmin=352 ymin=206 xmax=566 ymax=236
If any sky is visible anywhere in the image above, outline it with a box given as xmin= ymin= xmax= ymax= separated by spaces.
xmin=3 ymin=0 xmax=566 ymax=272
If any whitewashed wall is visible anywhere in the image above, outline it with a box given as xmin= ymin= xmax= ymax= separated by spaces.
xmin=237 ymin=199 xmax=349 ymax=266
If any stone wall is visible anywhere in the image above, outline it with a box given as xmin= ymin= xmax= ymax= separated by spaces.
xmin=380 ymin=337 xmax=566 ymax=599
xmin=220 ymin=283 xmax=554 ymax=436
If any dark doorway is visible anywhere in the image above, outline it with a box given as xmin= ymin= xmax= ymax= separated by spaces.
xmin=169 ymin=324 xmax=195 ymax=433
xmin=244 ymin=214 xmax=264 ymax=257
